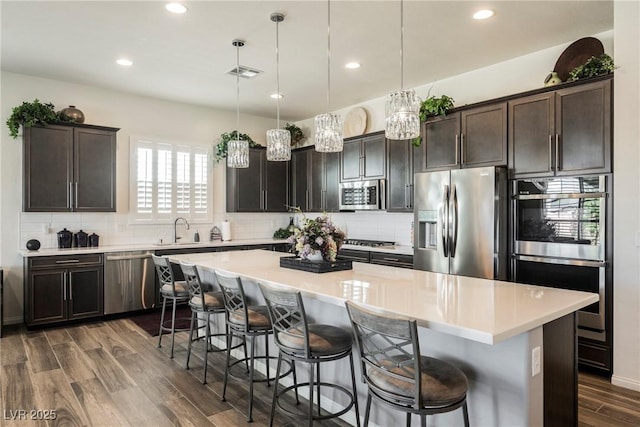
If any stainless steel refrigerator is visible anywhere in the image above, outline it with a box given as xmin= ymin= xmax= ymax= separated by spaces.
xmin=413 ymin=166 xmax=508 ymax=280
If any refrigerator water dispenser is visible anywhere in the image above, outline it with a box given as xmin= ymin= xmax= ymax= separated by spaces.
xmin=417 ymin=210 xmax=438 ymax=249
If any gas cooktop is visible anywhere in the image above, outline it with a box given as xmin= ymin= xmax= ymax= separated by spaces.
xmin=343 ymin=239 xmax=395 ymax=248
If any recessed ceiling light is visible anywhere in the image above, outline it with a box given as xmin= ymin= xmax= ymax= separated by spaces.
xmin=473 ymin=9 xmax=494 ymax=20
xmin=116 ymin=58 xmax=133 ymax=66
xmin=166 ymin=3 xmax=187 ymax=14
xmin=270 ymin=93 xmax=283 ymax=99
xmin=345 ymin=62 xmax=361 ymax=69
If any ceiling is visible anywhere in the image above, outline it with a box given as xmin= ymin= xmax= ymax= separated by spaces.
xmin=1 ymin=1 xmax=613 ymax=122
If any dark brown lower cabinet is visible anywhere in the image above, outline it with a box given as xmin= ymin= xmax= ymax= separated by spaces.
xmin=25 ymin=254 xmax=103 ymax=327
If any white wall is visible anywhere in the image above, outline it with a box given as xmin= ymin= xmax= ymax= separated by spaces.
xmin=612 ymin=0 xmax=640 ymax=392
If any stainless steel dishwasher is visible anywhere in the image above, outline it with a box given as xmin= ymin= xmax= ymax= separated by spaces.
xmin=104 ymin=251 xmax=156 ymax=314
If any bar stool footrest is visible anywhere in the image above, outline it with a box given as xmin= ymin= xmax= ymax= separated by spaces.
xmin=275 ymin=381 xmax=355 ymax=421
xmin=228 ymin=355 xmax=293 ymax=383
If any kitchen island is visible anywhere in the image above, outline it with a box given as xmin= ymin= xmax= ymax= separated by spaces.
xmin=169 ymin=250 xmax=598 ymax=426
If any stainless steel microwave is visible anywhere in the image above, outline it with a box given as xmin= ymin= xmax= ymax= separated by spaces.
xmin=339 ymin=180 xmax=386 ymax=210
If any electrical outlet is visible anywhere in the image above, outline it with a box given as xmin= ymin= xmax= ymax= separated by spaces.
xmin=532 ymin=346 xmax=541 ymax=377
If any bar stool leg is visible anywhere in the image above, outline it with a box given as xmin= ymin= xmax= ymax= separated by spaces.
xmin=420 ymin=414 xmax=426 ymax=427
xmin=185 ymin=310 xmax=195 ymax=369
xmin=292 ymin=360 xmax=300 ymax=404
xmin=406 ymin=413 xmax=411 ymax=427
xmin=158 ymin=296 xmax=167 ymax=348
xmin=202 ymin=312 xmax=210 ymax=384
xmin=316 ymin=363 xmax=321 ymax=416
xmin=349 ymin=353 xmax=361 ymax=427
xmin=265 ymin=334 xmax=270 ymax=387
xmin=170 ymin=298 xmax=178 ymax=358
xmin=363 ymin=393 xmax=372 ymax=427
xmin=462 ymin=401 xmax=470 ymax=427
xmin=247 ymin=335 xmax=256 ymax=422
xmin=269 ymin=353 xmax=283 ymax=427
xmin=222 ymin=328 xmax=232 ymax=402
xmin=308 ymin=362 xmax=315 ymax=427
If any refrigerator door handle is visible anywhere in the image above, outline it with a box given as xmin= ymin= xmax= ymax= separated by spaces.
xmin=449 ymin=185 xmax=458 ymax=257
xmin=441 ymin=185 xmax=449 ymax=257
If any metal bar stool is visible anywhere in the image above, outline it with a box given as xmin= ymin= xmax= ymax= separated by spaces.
xmin=152 ymin=254 xmax=190 ymax=359
xmin=215 ymin=271 xmax=290 ymax=423
xmin=259 ymin=283 xmax=361 ymax=427
xmin=345 ymin=301 xmax=470 ymax=427
xmin=180 ymin=262 xmax=242 ymax=384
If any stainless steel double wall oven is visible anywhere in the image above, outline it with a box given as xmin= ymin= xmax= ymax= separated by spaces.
xmin=511 ymin=175 xmax=613 ymax=373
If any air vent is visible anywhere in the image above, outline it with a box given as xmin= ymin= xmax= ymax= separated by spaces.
xmin=227 ymin=66 xmax=263 ymax=79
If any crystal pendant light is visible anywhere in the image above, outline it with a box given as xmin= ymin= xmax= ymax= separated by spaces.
xmin=266 ymin=13 xmax=291 ymax=161
xmin=385 ymin=0 xmax=421 ymax=140
xmin=315 ymin=0 xmax=343 ymax=153
xmin=227 ymin=39 xmax=250 ymax=168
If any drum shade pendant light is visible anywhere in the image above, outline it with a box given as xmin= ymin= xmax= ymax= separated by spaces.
xmin=227 ymin=39 xmax=250 ymax=168
xmin=384 ymin=0 xmax=421 ymax=140
xmin=315 ymin=0 xmax=343 ymax=153
xmin=266 ymin=13 xmax=291 ymax=161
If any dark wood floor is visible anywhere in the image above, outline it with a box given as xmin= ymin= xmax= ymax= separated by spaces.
xmin=1 ymin=317 xmax=638 ymax=426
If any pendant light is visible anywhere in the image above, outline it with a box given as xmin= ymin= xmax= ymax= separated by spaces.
xmin=227 ymin=39 xmax=250 ymax=168
xmin=266 ymin=13 xmax=291 ymax=161
xmin=384 ymin=0 xmax=421 ymax=140
xmin=314 ymin=0 xmax=343 ymax=153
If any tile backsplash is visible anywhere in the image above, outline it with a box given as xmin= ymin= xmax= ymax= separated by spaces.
xmin=20 ymin=211 xmax=413 ymax=250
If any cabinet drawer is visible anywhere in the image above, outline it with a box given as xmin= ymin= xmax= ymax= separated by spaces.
xmin=370 ymin=252 xmax=414 ymax=269
xmin=29 ymin=254 xmax=103 ymax=270
xmin=337 ymin=249 xmax=370 ymax=263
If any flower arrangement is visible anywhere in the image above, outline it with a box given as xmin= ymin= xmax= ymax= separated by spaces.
xmin=287 ymin=213 xmax=346 ymax=262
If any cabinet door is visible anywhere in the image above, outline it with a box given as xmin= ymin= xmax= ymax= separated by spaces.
xmin=309 ymin=150 xmax=325 ymax=212
xmin=291 ymin=149 xmax=310 ymax=211
xmin=74 ymin=127 xmax=117 ymax=211
xmin=555 ymin=80 xmax=611 ymax=175
xmin=227 ymin=149 xmax=263 ymax=212
xmin=419 ymin=113 xmax=460 ymax=171
xmin=509 ymin=93 xmax=555 ymax=177
xmin=264 ymin=158 xmax=289 ymax=212
xmin=341 ymin=139 xmax=362 ymax=181
xmin=362 ymin=133 xmax=386 ymax=179
xmin=324 ymin=152 xmax=340 ymax=211
xmin=27 ymin=269 xmax=66 ymax=325
xmin=461 ymin=103 xmax=507 ymax=168
xmin=23 ymin=125 xmax=73 ymax=212
xmin=68 ymin=266 xmax=103 ymax=319
xmin=387 ymin=140 xmax=413 ymax=212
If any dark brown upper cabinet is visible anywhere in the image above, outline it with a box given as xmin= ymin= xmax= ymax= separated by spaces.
xmin=509 ymin=78 xmax=612 ymax=178
xmin=23 ymin=123 xmax=118 ymax=212
xmin=341 ymin=132 xmax=386 ymax=182
xmin=291 ymin=147 xmax=339 ymax=212
xmin=415 ymin=103 xmax=507 ymax=172
xmin=387 ymin=139 xmax=414 ymax=212
xmin=226 ymin=147 xmax=289 ymax=212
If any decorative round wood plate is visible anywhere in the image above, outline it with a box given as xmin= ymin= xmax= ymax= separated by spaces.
xmin=343 ymin=107 xmax=368 ymax=137
xmin=554 ymin=37 xmax=604 ymax=82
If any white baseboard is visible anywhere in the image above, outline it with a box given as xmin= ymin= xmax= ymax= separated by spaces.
xmin=611 ymin=374 xmax=640 ymax=392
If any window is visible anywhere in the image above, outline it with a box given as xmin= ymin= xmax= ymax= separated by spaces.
xmin=130 ymin=137 xmax=211 ymax=222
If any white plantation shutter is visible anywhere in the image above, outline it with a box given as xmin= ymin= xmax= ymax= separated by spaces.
xmin=130 ymin=137 xmax=212 ymax=222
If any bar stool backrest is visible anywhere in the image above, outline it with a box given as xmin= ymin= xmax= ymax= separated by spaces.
xmin=345 ymin=300 xmax=423 ymax=410
xmin=259 ymin=284 xmax=311 ymax=358
xmin=214 ymin=271 xmax=250 ymax=332
xmin=152 ymin=254 xmax=178 ymax=293
xmin=180 ymin=262 xmax=206 ymax=311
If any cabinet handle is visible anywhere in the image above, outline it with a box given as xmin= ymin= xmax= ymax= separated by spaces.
xmin=263 ymin=190 xmax=267 ymax=210
xmin=555 ymin=134 xmax=561 ymax=171
xmin=74 ymin=182 xmax=78 ymax=209
xmin=460 ymin=133 xmax=465 ymax=165
xmin=455 ymin=135 xmax=459 ymax=166
xmin=56 ymin=259 xmax=80 ymax=264
xmin=382 ymin=257 xmax=400 ymax=262
xmin=360 ymin=156 xmax=364 ymax=178
xmin=306 ymin=190 xmax=309 ymax=211
xmin=69 ymin=182 xmax=74 ymax=209
xmin=68 ymin=273 xmax=72 ymax=301
xmin=548 ymin=135 xmax=554 ymax=172
xmin=63 ymin=273 xmax=67 ymax=301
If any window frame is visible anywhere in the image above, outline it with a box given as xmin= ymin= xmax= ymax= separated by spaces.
xmin=129 ymin=136 xmax=212 ymax=223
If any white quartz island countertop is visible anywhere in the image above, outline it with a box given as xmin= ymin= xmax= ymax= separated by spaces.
xmin=169 ymin=249 xmax=598 ymax=345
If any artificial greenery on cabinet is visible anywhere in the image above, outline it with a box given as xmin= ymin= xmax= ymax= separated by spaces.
xmin=6 ymin=99 xmax=75 ymax=139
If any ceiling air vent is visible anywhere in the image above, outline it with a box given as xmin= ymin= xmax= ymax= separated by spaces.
xmin=227 ymin=66 xmax=262 ymax=79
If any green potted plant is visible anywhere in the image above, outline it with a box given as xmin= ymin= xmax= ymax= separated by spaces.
xmin=214 ymin=130 xmax=260 ymax=162
xmin=6 ymin=99 xmax=73 ymax=139
xmin=411 ymin=94 xmax=455 ymax=146
xmin=285 ymin=123 xmax=305 ymax=147
xmin=568 ymin=54 xmax=615 ymax=81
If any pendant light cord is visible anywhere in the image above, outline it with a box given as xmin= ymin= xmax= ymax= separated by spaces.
xmin=276 ymin=19 xmax=281 ymax=129
xmin=236 ymin=43 xmax=240 ymax=141
xmin=327 ymin=0 xmax=331 ymax=110
xmin=400 ymin=0 xmax=404 ymax=91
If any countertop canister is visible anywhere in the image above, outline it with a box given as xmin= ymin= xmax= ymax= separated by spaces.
xmin=221 ymin=220 xmax=231 ymax=241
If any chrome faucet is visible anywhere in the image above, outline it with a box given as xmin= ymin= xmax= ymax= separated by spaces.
xmin=174 ymin=217 xmax=190 ymax=243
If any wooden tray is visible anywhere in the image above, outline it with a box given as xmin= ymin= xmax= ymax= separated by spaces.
xmin=279 ymin=256 xmax=352 ymax=274
xmin=554 ymin=37 xmax=604 ymax=82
